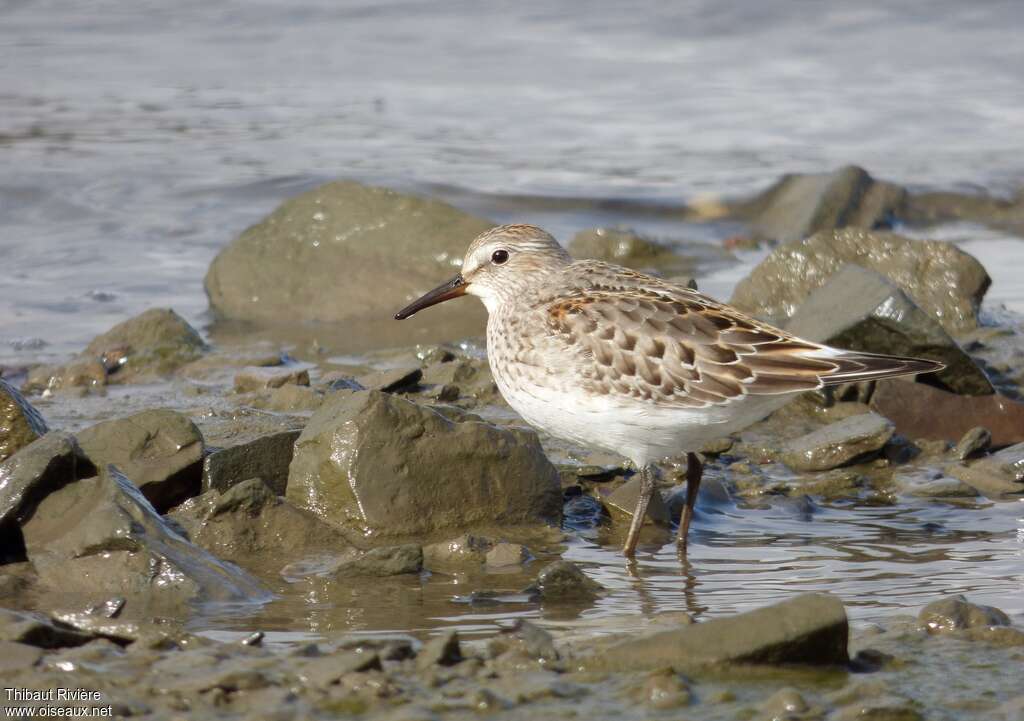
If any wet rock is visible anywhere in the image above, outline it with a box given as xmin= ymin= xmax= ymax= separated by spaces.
xmin=528 ymin=561 xmax=602 ymax=602
xmin=20 ymin=467 xmax=267 ymax=605
xmin=779 ymin=413 xmax=894 ymax=472
xmin=204 ymin=181 xmax=493 ymax=331
xmin=904 ymin=188 xmax=1024 ymax=237
xmin=234 ymin=365 xmax=310 ymax=393
xmin=785 ymin=265 xmax=993 ymax=395
xmin=0 ymin=431 xmax=82 ymax=531
xmin=250 ymin=384 xmax=324 ymax=412
xmin=589 ymin=593 xmax=848 ymax=671
xmin=83 ymin=308 xmax=205 ymax=383
xmin=485 ymin=542 xmax=530 ymax=568
xmin=870 ymin=380 xmax=1024 ymax=447
xmin=23 ymin=358 xmax=107 ymax=394
xmin=356 ymin=366 xmax=423 ymax=393
xmin=0 ymin=639 xmax=43 ymax=672
xmin=287 ymin=390 xmax=562 ymax=538
xmin=730 ymin=228 xmax=990 ymax=334
xmin=169 ymin=478 xmax=353 ymax=567
xmin=834 ymin=698 xmax=924 ymax=721
xmin=0 ymin=608 xmax=97 ymax=648
xmin=600 ymin=475 xmax=670 ymax=526
xmin=75 ymin=409 xmax=204 ymax=512
xmin=0 ymin=379 xmax=49 ymax=464
xmin=759 ymin=687 xmax=809 ymax=719
xmin=953 ymin=426 xmax=992 ymax=461
xmin=202 ymin=429 xmax=301 ymax=496
xmin=896 ymin=473 xmax=978 ymax=499
xmin=730 ymin=165 xmax=907 ymax=244
xmin=947 ymin=443 xmax=1024 ymax=499
xmin=918 ymin=595 xmax=1010 ymax=633
xmin=494 ymin=620 xmax=558 ymax=662
xmin=416 ymin=629 xmax=462 ymax=669
xmin=423 ymin=534 xmax=494 ymax=568
xmin=330 ymin=545 xmax=423 ymax=577
xmin=638 ymin=668 xmax=692 ymax=709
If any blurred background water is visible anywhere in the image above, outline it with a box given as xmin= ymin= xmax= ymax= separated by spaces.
xmin=2 ymin=0 xmax=1024 ymax=365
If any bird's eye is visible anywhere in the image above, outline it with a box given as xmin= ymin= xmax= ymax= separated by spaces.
xmin=491 ymin=249 xmax=510 ymax=265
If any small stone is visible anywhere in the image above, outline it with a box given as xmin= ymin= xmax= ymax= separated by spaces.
xmin=602 ymin=475 xmax=670 ymax=526
xmin=760 ymin=687 xmax=808 ymax=718
xmin=356 ymin=366 xmax=423 ymax=393
xmin=947 ymin=442 xmax=1024 ymax=499
xmin=416 ymin=630 xmax=462 ymax=669
xmin=529 ymin=560 xmax=603 ymax=602
xmin=639 ymin=668 xmax=692 ymax=709
xmin=779 ymin=413 xmax=894 ymax=472
xmin=918 ymin=595 xmax=1010 ymax=633
xmin=423 ymin=534 xmax=494 ymax=567
xmin=954 ymin=426 xmax=992 ymax=460
xmin=234 ymin=365 xmax=310 ymax=393
xmin=485 ymin=543 xmax=530 ymax=568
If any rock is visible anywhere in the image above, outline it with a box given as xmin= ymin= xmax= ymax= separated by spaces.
xmin=22 ymin=358 xmax=108 ymax=394
xmin=83 ymin=308 xmax=205 ymax=383
xmin=202 ymin=430 xmax=300 ymax=496
xmin=730 ymin=228 xmax=990 ymax=334
xmin=75 ymin=409 xmax=204 ymax=513
xmin=947 ymin=443 xmax=1024 ymax=499
xmin=287 ymin=390 xmax=562 ymax=538
xmin=601 ymin=476 xmax=670 ymax=526
xmin=197 ymin=410 xmax=304 ymax=496
xmin=779 ymin=413 xmax=894 ymax=472
xmin=0 ymin=379 xmax=49 ymax=463
xmin=0 ymin=608 xmax=97 ymax=649
xmin=330 ymin=545 xmax=423 ymax=577
xmin=0 ymin=431 xmax=82 ymax=531
xmin=169 ymin=478 xmax=353 ymax=567
xmin=834 ymin=698 xmax=924 ymax=721
xmin=954 ymin=426 xmax=993 ymax=460
xmin=356 ymin=366 xmax=423 ymax=393
xmin=589 ymin=593 xmax=848 ymax=671
xmin=760 ymin=687 xmax=809 ymax=719
xmin=903 ymin=189 xmax=1024 ymax=237
xmin=918 ymin=595 xmax=1010 ymax=633
xmin=870 ymin=380 xmax=1024 ymax=447
xmin=639 ymin=668 xmax=692 ymax=709
xmin=494 ymin=620 xmax=558 ymax=662
xmin=528 ymin=561 xmax=602 ymax=602
xmin=20 ymin=467 xmax=267 ymax=605
xmin=234 ymin=365 xmax=310 ymax=393
xmin=896 ymin=473 xmax=978 ymax=499
xmin=423 ymin=534 xmax=494 ymax=568
xmin=204 ymin=181 xmax=493 ymax=333
xmin=416 ymin=630 xmax=462 ymax=669
xmin=250 ymin=385 xmax=324 ymax=412
xmin=485 ymin=542 xmax=530 ymax=568
xmin=0 ymin=639 xmax=43 ymax=672
xmin=730 ymin=165 xmax=907 ymax=244
xmin=785 ymin=265 xmax=993 ymax=395
xmin=568 ymin=228 xmax=691 ymax=275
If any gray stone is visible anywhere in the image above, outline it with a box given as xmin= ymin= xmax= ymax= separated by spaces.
xmin=0 ymin=431 xmax=81 ymax=529
xmin=730 ymin=165 xmax=907 ymax=244
xmin=947 ymin=443 xmax=1024 ymax=499
xmin=287 ymin=391 xmax=562 ymax=538
xmin=730 ymin=228 xmax=990 ymax=334
xmin=416 ymin=630 xmax=462 ymax=669
xmin=422 ymin=534 xmax=494 ymax=568
xmin=0 ymin=378 xmax=48 ymax=463
xmin=953 ymin=426 xmax=992 ymax=460
xmin=0 ymin=608 xmax=96 ymax=649
xmin=20 ymin=466 xmax=267 ymax=605
xmin=204 ymin=181 xmax=493 ymax=334
xmin=601 ymin=475 xmax=670 ymax=527
xmin=530 ymin=561 xmax=602 ymax=602
xmin=202 ymin=429 xmax=300 ymax=496
xmin=786 ymin=265 xmax=993 ymax=395
xmin=75 ymin=409 xmax=204 ymax=512
xmin=84 ymin=308 xmax=205 ymax=383
xmin=779 ymin=413 xmax=894 ymax=472
xmin=233 ymin=365 xmax=310 ymax=393
xmin=589 ymin=592 xmax=848 ymax=671
xmin=918 ymin=595 xmax=1010 ymax=633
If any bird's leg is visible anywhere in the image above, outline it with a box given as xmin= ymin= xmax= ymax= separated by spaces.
xmin=623 ymin=463 xmax=655 ymax=557
xmin=676 ymin=452 xmax=703 ymax=552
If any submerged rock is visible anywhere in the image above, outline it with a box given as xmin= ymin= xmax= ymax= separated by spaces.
xmin=870 ymin=381 xmax=1024 ymax=447
xmin=422 ymin=534 xmax=494 ymax=568
xmin=730 ymin=228 xmax=990 ymax=334
xmin=779 ymin=413 xmax=894 ymax=472
xmin=528 ymin=561 xmax=602 ymax=602
xmin=20 ymin=467 xmax=267 ymax=606
xmin=731 ymin=165 xmax=907 ymax=244
xmin=0 ymin=380 xmax=48 ymax=463
xmin=588 ymin=592 xmax=848 ymax=671
xmin=786 ymin=265 xmax=993 ymax=396
xmin=287 ymin=390 xmax=562 ymax=538
xmin=947 ymin=443 xmax=1024 ymax=499
xmin=918 ymin=595 xmax=1011 ymax=633
xmin=204 ymin=181 xmax=493 ymax=329
xmin=75 ymin=409 xmax=204 ymax=513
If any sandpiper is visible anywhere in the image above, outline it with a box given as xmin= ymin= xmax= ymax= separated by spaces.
xmin=395 ymin=224 xmax=944 ymax=556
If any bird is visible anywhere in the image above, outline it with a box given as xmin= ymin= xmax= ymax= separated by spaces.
xmin=394 ymin=224 xmax=945 ymax=556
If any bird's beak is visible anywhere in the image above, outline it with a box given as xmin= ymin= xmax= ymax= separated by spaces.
xmin=394 ymin=273 xmax=469 ymax=320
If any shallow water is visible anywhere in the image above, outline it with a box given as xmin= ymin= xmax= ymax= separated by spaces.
xmin=2 ymin=0 xmax=1024 ymax=645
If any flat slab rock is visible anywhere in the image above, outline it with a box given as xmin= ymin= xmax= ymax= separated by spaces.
xmin=947 ymin=443 xmax=1024 ymax=499
xmin=779 ymin=412 xmax=894 ymax=472
xmin=586 ymin=592 xmax=849 ymax=671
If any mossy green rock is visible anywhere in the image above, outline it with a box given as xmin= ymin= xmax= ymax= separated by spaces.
xmin=286 ymin=390 xmax=562 ymax=539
